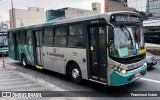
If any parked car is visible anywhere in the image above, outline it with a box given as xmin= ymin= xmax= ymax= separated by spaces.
xmin=146 ymin=56 xmax=157 ymax=68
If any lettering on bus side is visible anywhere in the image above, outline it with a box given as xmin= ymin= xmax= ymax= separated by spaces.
xmin=47 ymin=52 xmax=64 ymax=58
xmin=91 ymin=20 xmax=99 ymax=24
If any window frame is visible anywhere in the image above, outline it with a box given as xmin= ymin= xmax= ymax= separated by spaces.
xmin=43 ymin=27 xmax=54 ymax=46
xmin=67 ymin=23 xmax=84 ymax=48
xmin=54 ymin=25 xmax=67 ymax=47
xmin=26 ymin=30 xmax=32 ymax=45
xmin=19 ymin=30 xmax=26 ymax=45
xmin=8 ymin=32 xmax=14 ymax=45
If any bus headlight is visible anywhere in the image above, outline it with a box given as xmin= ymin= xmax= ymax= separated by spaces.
xmin=120 ymin=69 xmax=127 ymax=74
xmin=111 ymin=65 xmax=127 ymax=74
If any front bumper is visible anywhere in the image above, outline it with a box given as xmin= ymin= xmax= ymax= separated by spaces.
xmin=110 ymin=64 xmax=147 ymax=86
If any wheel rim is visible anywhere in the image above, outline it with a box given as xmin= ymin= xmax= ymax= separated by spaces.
xmin=23 ymin=58 xmax=26 ymax=66
xmin=72 ymin=68 xmax=80 ymax=79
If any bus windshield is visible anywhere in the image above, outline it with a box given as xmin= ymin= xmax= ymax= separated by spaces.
xmin=0 ymin=35 xmax=8 ymax=46
xmin=110 ymin=26 xmax=144 ymax=58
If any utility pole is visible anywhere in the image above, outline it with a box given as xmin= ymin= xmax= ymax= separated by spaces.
xmin=147 ymin=0 xmax=150 ymax=19
xmin=11 ymin=0 xmax=14 ymax=28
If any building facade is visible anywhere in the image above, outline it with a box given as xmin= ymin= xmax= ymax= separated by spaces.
xmin=104 ymin=0 xmax=134 ymax=12
xmin=9 ymin=7 xmax=46 ymax=28
xmin=46 ymin=7 xmax=96 ymax=21
xmin=92 ymin=2 xmax=101 ymax=14
xmin=0 ymin=21 xmax=10 ymax=32
xmin=148 ymin=0 xmax=160 ymax=18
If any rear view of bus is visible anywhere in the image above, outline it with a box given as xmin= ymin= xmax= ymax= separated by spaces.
xmin=107 ymin=12 xmax=147 ymax=86
xmin=0 ymin=31 xmax=8 ymax=55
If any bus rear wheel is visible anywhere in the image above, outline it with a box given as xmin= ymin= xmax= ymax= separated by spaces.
xmin=69 ymin=63 xmax=82 ymax=84
xmin=22 ymin=55 xmax=27 ymax=67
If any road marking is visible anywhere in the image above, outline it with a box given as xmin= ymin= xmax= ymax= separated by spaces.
xmin=140 ymin=78 xmax=160 ymax=84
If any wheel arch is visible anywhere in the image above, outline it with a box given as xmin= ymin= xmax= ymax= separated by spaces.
xmin=65 ymin=60 xmax=79 ymax=75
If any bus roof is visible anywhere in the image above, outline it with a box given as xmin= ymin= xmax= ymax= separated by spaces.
xmin=8 ymin=11 xmax=140 ymax=32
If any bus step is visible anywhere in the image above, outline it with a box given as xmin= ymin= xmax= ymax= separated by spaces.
xmin=89 ymin=79 xmax=107 ymax=85
xmin=36 ymin=65 xmax=44 ymax=70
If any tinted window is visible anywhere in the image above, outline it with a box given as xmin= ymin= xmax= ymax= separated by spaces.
xmin=9 ymin=32 xmax=12 ymax=38
xmin=68 ymin=24 xmax=83 ymax=47
xmin=43 ymin=37 xmax=53 ymax=46
xmin=27 ymin=30 xmax=32 ymax=37
xmin=8 ymin=32 xmax=13 ymax=44
xmin=55 ymin=26 xmax=66 ymax=46
xmin=55 ymin=26 xmax=66 ymax=36
xmin=68 ymin=36 xmax=83 ymax=47
xmin=19 ymin=31 xmax=26 ymax=44
xmin=69 ymin=24 xmax=83 ymax=35
xmin=43 ymin=28 xmax=54 ymax=46
xmin=55 ymin=37 xmax=66 ymax=46
xmin=44 ymin=28 xmax=53 ymax=36
xmin=26 ymin=30 xmax=32 ymax=45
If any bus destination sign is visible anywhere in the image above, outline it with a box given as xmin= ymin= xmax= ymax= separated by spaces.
xmin=115 ymin=16 xmax=140 ymax=22
xmin=111 ymin=15 xmax=142 ymax=23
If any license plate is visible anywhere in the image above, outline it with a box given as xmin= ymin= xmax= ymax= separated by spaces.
xmin=135 ymin=72 xmax=141 ymax=77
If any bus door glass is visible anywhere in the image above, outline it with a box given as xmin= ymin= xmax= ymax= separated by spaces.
xmin=88 ymin=24 xmax=107 ymax=82
xmin=35 ymin=30 xmax=43 ymax=66
xmin=15 ymin=32 xmax=19 ymax=60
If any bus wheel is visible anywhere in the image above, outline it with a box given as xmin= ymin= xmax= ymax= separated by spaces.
xmin=22 ymin=55 xmax=27 ymax=67
xmin=69 ymin=63 xmax=82 ymax=84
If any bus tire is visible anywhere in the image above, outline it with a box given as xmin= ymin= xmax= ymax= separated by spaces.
xmin=22 ymin=55 xmax=27 ymax=67
xmin=69 ymin=63 xmax=82 ymax=84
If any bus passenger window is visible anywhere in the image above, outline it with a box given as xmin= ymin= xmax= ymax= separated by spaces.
xmin=8 ymin=32 xmax=13 ymax=44
xmin=68 ymin=24 xmax=83 ymax=47
xmin=43 ymin=28 xmax=53 ymax=46
xmin=26 ymin=30 xmax=32 ymax=45
xmin=55 ymin=26 xmax=66 ymax=46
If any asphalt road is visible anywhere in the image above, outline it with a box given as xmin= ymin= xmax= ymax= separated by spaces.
xmin=0 ymin=55 xmax=160 ymax=99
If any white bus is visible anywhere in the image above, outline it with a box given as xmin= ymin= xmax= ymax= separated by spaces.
xmin=8 ymin=11 xmax=147 ymax=86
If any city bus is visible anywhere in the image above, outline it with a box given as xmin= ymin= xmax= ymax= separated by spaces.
xmin=0 ymin=31 xmax=8 ymax=55
xmin=8 ymin=11 xmax=147 ymax=86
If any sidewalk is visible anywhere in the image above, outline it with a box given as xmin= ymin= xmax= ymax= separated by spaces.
xmin=0 ymin=63 xmax=71 ymax=99
xmin=0 ymin=65 xmax=52 ymax=91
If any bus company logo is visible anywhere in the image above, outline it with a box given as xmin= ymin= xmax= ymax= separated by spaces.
xmin=53 ymin=48 xmax=56 ymax=53
xmin=2 ymin=92 xmax=11 ymax=97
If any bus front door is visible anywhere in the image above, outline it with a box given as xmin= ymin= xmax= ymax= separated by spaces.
xmin=88 ymin=24 xmax=107 ymax=83
xmin=34 ymin=30 xmax=43 ymax=66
